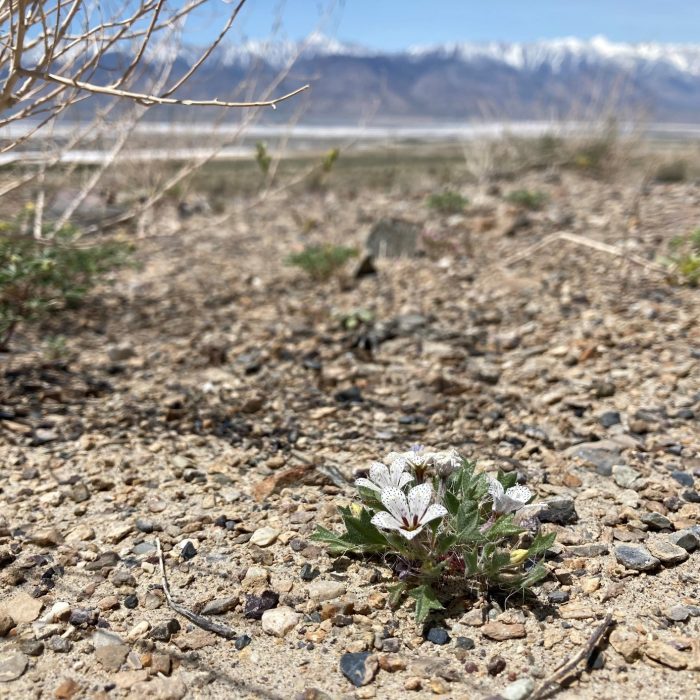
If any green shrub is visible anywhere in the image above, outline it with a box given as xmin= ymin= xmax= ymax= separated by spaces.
xmin=654 ymin=160 xmax=688 ymax=183
xmin=255 ymin=141 xmax=271 ymax=176
xmin=0 ymin=224 xmax=130 ymax=348
xmin=286 ymin=244 xmax=358 ymax=281
xmin=663 ymin=229 xmax=700 ymax=286
xmin=505 ymin=189 xmax=547 ymax=210
xmin=426 ymin=190 xmax=469 ymax=215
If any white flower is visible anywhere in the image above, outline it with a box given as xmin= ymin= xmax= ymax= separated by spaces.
xmin=430 ymin=449 xmax=462 ymax=476
xmin=386 ymin=444 xmax=431 ymax=469
xmin=487 ymin=477 xmax=532 ymax=514
xmin=355 ymin=459 xmax=413 ymax=493
xmin=371 ymin=484 xmax=448 ymax=540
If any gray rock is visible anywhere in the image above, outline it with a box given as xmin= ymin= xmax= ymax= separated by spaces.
xmin=339 ymin=652 xmax=379 ymax=687
xmin=647 ymin=539 xmax=689 ymax=565
xmin=565 ymin=543 xmax=609 ymax=557
xmin=307 ymin=580 xmax=346 ymax=602
xmin=107 ymin=342 xmax=136 ymax=362
xmin=599 ymin=411 xmax=621 ymax=428
xmin=201 ymin=596 xmax=239 ymax=616
xmin=612 ymin=464 xmax=641 ymax=489
xmin=668 ymin=529 xmax=699 ymax=552
xmin=0 ymin=613 xmax=15 ymax=637
xmin=640 ymin=512 xmax=672 ymax=531
xmin=95 ymin=643 xmax=129 ymax=671
xmin=671 ymin=470 xmax=694 ymax=487
xmin=366 ymin=218 xmax=420 ymax=259
xmin=663 ymin=605 xmax=691 ymax=622
xmin=0 ymin=652 xmax=28 ymax=682
xmin=539 ymin=495 xmax=577 ymax=524
xmin=614 ymin=544 xmax=660 ymax=571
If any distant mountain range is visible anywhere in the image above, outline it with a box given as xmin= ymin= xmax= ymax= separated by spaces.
xmin=71 ymin=35 xmax=700 ymax=123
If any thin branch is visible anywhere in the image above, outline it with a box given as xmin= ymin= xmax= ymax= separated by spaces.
xmin=530 ymin=613 xmax=614 ymax=700
xmin=16 ymin=66 xmax=309 ymax=107
xmin=155 ymin=538 xmax=237 ymax=640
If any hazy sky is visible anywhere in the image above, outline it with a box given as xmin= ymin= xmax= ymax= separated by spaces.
xmin=217 ymin=0 xmax=700 ymax=48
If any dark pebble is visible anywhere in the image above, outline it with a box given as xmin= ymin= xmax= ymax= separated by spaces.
xmin=666 ymin=444 xmax=683 ymax=456
xmin=135 ymin=519 xmax=155 ymax=534
xmin=599 ymin=411 xmax=621 ymax=428
xmin=235 ymin=634 xmax=252 ymax=650
xmin=180 ymin=541 xmax=197 ymax=560
xmin=587 ymin=650 xmax=605 ymax=670
xmin=683 ymin=490 xmax=700 ymax=503
xmin=124 ymin=594 xmax=139 ymax=609
xmin=19 ymin=640 xmax=44 ymax=656
xmin=334 ymin=387 xmax=363 ymax=404
xmin=672 ymin=471 xmax=694 ymax=487
xmin=675 ymin=408 xmax=695 ymax=420
xmin=548 ymin=590 xmax=570 ymax=604
xmin=487 ymin=656 xmax=506 ymax=676
xmin=455 ymin=637 xmax=475 ymax=650
xmin=300 ymin=564 xmax=319 ymax=582
xmin=381 ymin=637 xmax=401 ymax=653
xmin=464 ymin=661 xmax=479 ymax=673
xmin=290 ymin=539 xmax=307 ymax=552
xmin=244 ymin=590 xmax=279 ymax=620
xmin=425 ymin=627 xmax=450 ymax=645
xmin=49 ymin=636 xmax=72 ymax=653
xmin=339 ymin=652 xmax=378 ymax=687
xmin=69 ymin=608 xmax=98 ymax=627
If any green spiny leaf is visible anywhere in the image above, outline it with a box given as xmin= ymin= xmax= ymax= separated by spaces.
xmin=408 ymin=585 xmax=444 ymax=624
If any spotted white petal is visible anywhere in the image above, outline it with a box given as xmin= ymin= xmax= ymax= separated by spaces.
xmin=398 ymin=526 xmax=424 ymax=540
xmin=397 ymin=472 xmax=413 ymax=489
xmin=371 ymin=511 xmax=403 ymax=531
xmin=369 ymin=461 xmax=391 ymax=489
xmin=381 ymin=487 xmax=410 ymax=524
xmin=389 ymin=457 xmax=411 ymax=485
xmin=385 ymin=451 xmax=403 ymax=464
xmin=487 ymin=476 xmax=505 ymax=500
xmin=407 ymin=483 xmax=433 ymax=519
xmin=354 ymin=477 xmax=381 ymax=493
xmin=505 ymin=485 xmax=532 ymax=506
xmin=419 ymin=503 xmax=448 ymax=526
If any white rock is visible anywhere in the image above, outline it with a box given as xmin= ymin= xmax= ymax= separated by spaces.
xmin=249 ymin=527 xmax=280 ymax=547
xmin=261 ymin=607 xmax=300 ymax=638
xmin=307 ymin=580 xmax=346 ymax=602
xmin=42 ymin=601 xmax=71 ymax=623
xmin=502 ymin=678 xmax=535 ymax=700
xmin=126 ymin=620 xmax=151 ymax=641
xmin=242 ymin=566 xmax=269 ymax=589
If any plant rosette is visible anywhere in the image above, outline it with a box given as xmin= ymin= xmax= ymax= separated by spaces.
xmin=312 ymin=446 xmax=555 ymax=624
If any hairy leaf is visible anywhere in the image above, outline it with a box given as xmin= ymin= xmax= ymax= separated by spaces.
xmin=408 ymin=585 xmax=444 ymax=624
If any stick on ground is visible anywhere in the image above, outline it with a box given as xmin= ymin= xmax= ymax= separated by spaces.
xmin=155 ymin=537 xmax=238 ymax=640
xmin=530 ymin=612 xmax=614 ymax=700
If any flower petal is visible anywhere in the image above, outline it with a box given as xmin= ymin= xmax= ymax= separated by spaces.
xmin=419 ymin=503 xmax=448 ymax=525
xmin=407 ymin=483 xmax=433 ymax=519
xmin=487 ymin=476 xmax=505 ymax=500
xmin=397 ymin=472 xmax=414 ymax=489
xmin=371 ymin=511 xmax=403 ymax=531
xmin=381 ymin=487 xmax=410 ymax=523
xmin=355 ymin=478 xmax=381 ymax=493
xmin=369 ymin=461 xmax=391 ymax=489
xmin=398 ymin=526 xmax=424 ymax=540
xmin=385 ymin=451 xmax=403 ymax=464
xmin=389 ymin=457 xmax=409 ymax=485
xmin=505 ymin=485 xmax=532 ymax=505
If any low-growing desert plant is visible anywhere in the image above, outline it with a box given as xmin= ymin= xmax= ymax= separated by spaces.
xmin=0 ymin=221 xmax=131 ymax=348
xmin=654 ymin=159 xmax=688 ymax=184
xmin=505 ymin=189 xmax=547 ymax=210
xmin=286 ymin=244 xmax=358 ymax=281
xmin=255 ymin=142 xmax=272 ymax=176
xmin=664 ymin=229 xmax=700 ymax=286
xmin=312 ymin=447 xmax=554 ymax=624
xmin=426 ymin=190 xmax=469 ymax=215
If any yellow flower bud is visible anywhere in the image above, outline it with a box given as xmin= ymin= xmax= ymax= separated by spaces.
xmin=350 ymin=503 xmax=363 ymax=518
xmin=509 ymin=549 xmax=529 ymax=565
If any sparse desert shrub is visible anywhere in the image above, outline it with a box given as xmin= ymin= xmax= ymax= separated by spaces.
xmin=505 ymin=189 xmax=547 ymax=210
xmin=312 ymin=447 xmax=554 ymax=624
xmin=255 ymin=141 xmax=272 ymax=176
xmin=426 ymin=190 xmax=469 ymax=215
xmin=286 ymin=244 xmax=358 ymax=281
xmin=664 ymin=229 xmax=700 ymax=286
xmin=654 ymin=160 xmax=688 ymax=183
xmin=0 ymin=218 xmax=131 ymax=348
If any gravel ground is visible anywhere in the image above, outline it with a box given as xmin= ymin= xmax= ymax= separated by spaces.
xmin=1 ymin=166 xmax=699 ymax=700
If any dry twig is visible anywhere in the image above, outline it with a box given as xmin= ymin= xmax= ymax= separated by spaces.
xmin=155 ymin=537 xmax=237 ymax=640
xmin=531 ymin=613 xmax=615 ymax=700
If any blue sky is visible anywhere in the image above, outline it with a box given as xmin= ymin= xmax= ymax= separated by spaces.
xmin=212 ymin=0 xmax=700 ymax=49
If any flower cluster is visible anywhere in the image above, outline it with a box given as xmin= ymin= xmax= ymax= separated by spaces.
xmin=313 ymin=446 xmax=555 ymax=624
